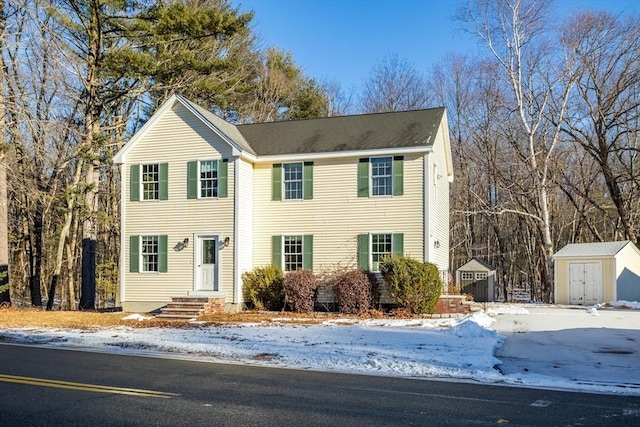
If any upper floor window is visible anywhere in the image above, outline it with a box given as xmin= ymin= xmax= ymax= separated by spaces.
xmin=187 ymin=159 xmax=228 ymax=199
xmin=142 ymin=164 xmax=159 ymax=200
xmin=358 ymin=156 xmax=403 ymax=198
xmin=200 ymin=160 xmax=219 ymax=198
xmin=371 ymin=157 xmax=393 ymax=196
xmin=272 ymin=162 xmax=313 ymax=201
xmin=129 ymin=163 xmax=168 ymax=201
xmin=283 ymin=163 xmax=303 ymax=200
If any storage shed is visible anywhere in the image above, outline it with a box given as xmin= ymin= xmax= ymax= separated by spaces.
xmin=553 ymin=240 xmax=640 ymax=305
xmin=456 ymin=258 xmax=496 ymax=302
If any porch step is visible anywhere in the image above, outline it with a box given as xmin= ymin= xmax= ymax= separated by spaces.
xmin=155 ymin=296 xmax=225 ymax=320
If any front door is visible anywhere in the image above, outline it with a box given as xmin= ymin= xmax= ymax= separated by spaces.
xmin=196 ymin=236 xmax=217 ymax=292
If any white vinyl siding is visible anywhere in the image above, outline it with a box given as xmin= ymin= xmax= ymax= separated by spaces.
xmin=122 ymin=102 xmax=235 ymax=304
xmin=253 ymin=154 xmax=424 ymax=272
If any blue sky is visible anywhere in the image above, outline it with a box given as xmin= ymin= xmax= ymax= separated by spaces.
xmin=231 ymin=0 xmax=639 ymax=90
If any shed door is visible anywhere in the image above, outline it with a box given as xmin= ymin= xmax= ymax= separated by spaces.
xmin=569 ymin=262 xmax=602 ymax=305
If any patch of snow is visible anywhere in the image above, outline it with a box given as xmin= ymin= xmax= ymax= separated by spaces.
xmin=1 ymin=302 xmax=639 ymax=396
xmin=121 ymin=313 xmax=152 ymax=321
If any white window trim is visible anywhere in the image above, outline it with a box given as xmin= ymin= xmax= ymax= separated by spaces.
xmin=140 ymin=235 xmax=160 ymax=274
xmin=282 ymin=234 xmax=304 ymax=272
xmin=198 ymin=159 xmax=220 ymax=199
xmin=369 ymin=232 xmax=394 ymax=272
xmin=283 ymin=162 xmax=304 ymax=201
xmin=370 ymin=156 xmax=393 ymax=197
xmin=141 ymin=163 xmax=160 ymax=202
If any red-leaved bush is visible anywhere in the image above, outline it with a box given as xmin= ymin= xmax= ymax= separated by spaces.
xmin=283 ymin=270 xmax=318 ymax=313
xmin=335 ymin=269 xmax=378 ymax=314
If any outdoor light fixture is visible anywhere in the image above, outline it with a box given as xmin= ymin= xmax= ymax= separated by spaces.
xmin=224 ymin=237 xmax=230 ymax=247
xmin=183 ymin=237 xmax=189 ymax=247
xmin=434 ymin=240 xmax=440 ymax=249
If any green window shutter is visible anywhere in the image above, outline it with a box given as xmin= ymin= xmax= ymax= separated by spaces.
xmin=392 ymin=233 xmax=404 ymax=257
xmin=357 ymin=233 xmax=370 ymax=270
xmin=303 ymin=162 xmax=313 ymax=200
xmin=159 ymin=235 xmax=168 ymax=273
xmin=303 ymin=235 xmax=313 ymax=270
xmin=159 ymin=163 xmax=168 ymax=200
xmin=393 ymin=156 xmax=404 ymax=196
xmin=271 ymin=235 xmax=282 ymax=268
xmin=219 ymin=159 xmax=229 ymax=198
xmin=272 ymin=164 xmax=282 ymax=201
xmin=129 ymin=235 xmax=139 ymax=273
xmin=358 ymin=158 xmax=369 ymax=197
xmin=130 ymin=165 xmax=140 ymax=201
xmin=187 ymin=161 xmax=198 ymax=199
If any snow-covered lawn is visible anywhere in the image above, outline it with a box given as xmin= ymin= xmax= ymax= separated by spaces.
xmin=1 ymin=302 xmax=639 ymax=396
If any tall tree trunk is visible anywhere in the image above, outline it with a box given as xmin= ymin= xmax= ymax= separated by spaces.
xmin=48 ymin=159 xmax=84 ymax=310
xmin=0 ymin=0 xmax=9 ymax=306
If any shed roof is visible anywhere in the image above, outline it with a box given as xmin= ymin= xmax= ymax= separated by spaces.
xmin=553 ymin=241 xmax=635 ymax=258
xmin=457 ymin=258 xmax=495 ymax=272
xmin=236 ymin=108 xmax=445 ymax=156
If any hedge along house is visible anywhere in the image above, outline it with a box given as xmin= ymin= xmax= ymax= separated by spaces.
xmin=455 ymin=258 xmax=496 ymax=302
xmin=113 ymin=94 xmax=453 ymax=313
xmin=553 ymin=241 xmax=640 ymax=305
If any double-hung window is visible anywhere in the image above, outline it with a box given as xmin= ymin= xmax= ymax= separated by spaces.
xmin=371 ymin=157 xmax=393 ymax=196
xmin=129 ymin=163 xmax=168 ymax=201
xmin=142 ymin=164 xmax=159 ymax=200
xmin=200 ymin=160 xmax=218 ymax=198
xmin=357 ymin=233 xmax=404 ymax=272
xmin=370 ymin=233 xmax=392 ymax=271
xmin=129 ymin=235 xmax=168 ymax=273
xmin=141 ymin=236 xmax=159 ymax=272
xmin=187 ymin=159 xmax=228 ymax=199
xmin=272 ymin=162 xmax=313 ymax=201
xmin=283 ymin=235 xmax=303 ymax=271
xmin=271 ymin=234 xmax=313 ymax=271
xmin=358 ymin=156 xmax=403 ymax=197
xmin=283 ymin=163 xmax=303 ymax=200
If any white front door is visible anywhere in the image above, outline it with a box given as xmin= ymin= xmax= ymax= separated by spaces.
xmin=196 ymin=236 xmax=218 ymax=291
xmin=569 ymin=262 xmax=602 ymax=305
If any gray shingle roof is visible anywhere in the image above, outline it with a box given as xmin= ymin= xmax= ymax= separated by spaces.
xmin=236 ymin=108 xmax=445 ymax=156
xmin=553 ymin=241 xmax=633 ymax=258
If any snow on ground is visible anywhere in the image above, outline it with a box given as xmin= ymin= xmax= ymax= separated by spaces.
xmin=1 ymin=303 xmax=639 ymax=396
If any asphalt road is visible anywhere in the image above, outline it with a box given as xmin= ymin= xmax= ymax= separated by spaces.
xmin=0 ymin=343 xmax=639 ymax=426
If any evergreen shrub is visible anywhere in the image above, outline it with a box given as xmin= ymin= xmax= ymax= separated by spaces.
xmin=379 ymin=256 xmax=443 ymax=314
xmin=242 ymin=265 xmax=284 ymax=311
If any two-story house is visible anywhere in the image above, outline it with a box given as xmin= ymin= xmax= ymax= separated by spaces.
xmin=114 ymin=94 xmax=453 ymax=313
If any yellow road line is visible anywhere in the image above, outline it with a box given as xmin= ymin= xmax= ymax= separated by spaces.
xmin=0 ymin=374 xmax=179 ymax=398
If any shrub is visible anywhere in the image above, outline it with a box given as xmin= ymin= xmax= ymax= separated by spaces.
xmin=335 ymin=269 xmax=378 ymax=315
xmin=379 ymin=256 xmax=443 ymax=314
xmin=283 ymin=270 xmax=318 ymax=313
xmin=242 ymin=265 xmax=284 ymax=311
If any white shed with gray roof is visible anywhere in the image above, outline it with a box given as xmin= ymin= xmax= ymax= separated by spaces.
xmin=553 ymin=241 xmax=640 ymax=305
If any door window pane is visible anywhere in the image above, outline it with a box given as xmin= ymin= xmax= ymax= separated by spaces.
xmin=202 ymin=239 xmax=216 ymax=264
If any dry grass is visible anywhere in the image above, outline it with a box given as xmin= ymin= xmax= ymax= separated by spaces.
xmin=0 ymin=307 xmax=382 ymax=329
